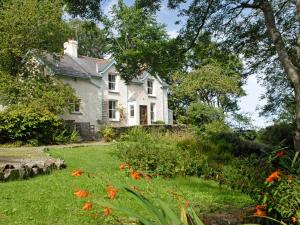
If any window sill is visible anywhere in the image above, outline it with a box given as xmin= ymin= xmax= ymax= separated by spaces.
xmin=70 ymin=112 xmax=83 ymax=115
xmin=108 ymin=90 xmax=120 ymax=94
xmin=148 ymin=95 xmax=156 ymax=98
xmin=109 ymin=118 xmax=120 ymax=122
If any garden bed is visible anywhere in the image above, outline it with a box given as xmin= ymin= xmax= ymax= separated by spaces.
xmin=0 ymin=145 xmax=253 ymax=225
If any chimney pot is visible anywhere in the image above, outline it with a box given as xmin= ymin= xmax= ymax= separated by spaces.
xmin=64 ymin=39 xmax=78 ymax=58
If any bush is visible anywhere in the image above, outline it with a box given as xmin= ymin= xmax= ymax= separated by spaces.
xmin=152 ymin=120 xmax=165 ymax=125
xmin=0 ymin=106 xmax=80 ymax=145
xmin=0 ymin=106 xmax=63 ymax=144
xmin=100 ymin=126 xmax=116 ymax=142
xmin=257 ymin=122 xmax=295 ymax=149
xmin=53 ymin=128 xmax=80 ymax=144
xmin=116 ymin=128 xmax=207 ymax=177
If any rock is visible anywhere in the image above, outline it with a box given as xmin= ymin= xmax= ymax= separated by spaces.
xmin=18 ymin=167 xmax=26 ymax=179
xmin=0 ymin=156 xmax=67 ymax=182
xmin=32 ymin=167 xmax=39 ymax=175
xmin=54 ymin=159 xmax=66 ymax=169
xmin=198 ymin=207 xmax=258 ymax=225
xmin=4 ymin=169 xmax=20 ymax=181
xmin=0 ymin=172 xmax=4 ymax=181
xmin=23 ymin=165 xmax=33 ymax=178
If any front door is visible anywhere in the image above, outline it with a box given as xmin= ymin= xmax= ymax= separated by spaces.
xmin=139 ymin=105 xmax=148 ymax=125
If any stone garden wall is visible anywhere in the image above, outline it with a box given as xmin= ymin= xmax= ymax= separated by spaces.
xmin=0 ymin=148 xmax=66 ymax=182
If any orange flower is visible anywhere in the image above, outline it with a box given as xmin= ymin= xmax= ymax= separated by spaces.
xmin=103 ymin=207 xmax=112 ymax=216
xmin=119 ymin=163 xmax=130 ymax=170
xmin=82 ymin=202 xmax=92 ymax=210
xmin=254 ymin=205 xmax=267 ymax=217
xmin=276 ymin=151 xmax=285 ymax=158
xmin=266 ymin=170 xmax=281 ymax=183
xmin=291 ymin=216 xmax=297 ymax=224
xmin=74 ymin=190 xmax=88 ymax=198
xmin=106 ymin=185 xmax=118 ymax=199
xmin=72 ymin=169 xmax=83 ymax=177
xmin=131 ymin=170 xmax=142 ymax=180
xmin=185 ymin=200 xmax=190 ymax=207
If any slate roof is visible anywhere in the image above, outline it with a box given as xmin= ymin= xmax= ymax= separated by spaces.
xmin=37 ymin=52 xmax=169 ymax=87
xmin=41 ymin=53 xmax=111 ymax=79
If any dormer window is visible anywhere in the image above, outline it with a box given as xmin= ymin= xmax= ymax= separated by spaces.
xmin=108 ymin=73 xmax=116 ymax=90
xmin=147 ymin=80 xmax=153 ymax=95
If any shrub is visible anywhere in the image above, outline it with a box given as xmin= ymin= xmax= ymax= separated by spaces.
xmin=53 ymin=128 xmax=80 ymax=144
xmin=116 ymin=128 xmax=207 ymax=177
xmin=100 ymin=126 xmax=116 ymax=142
xmin=257 ymin=122 xmax=295 ymax=149
xmin=152 ymin=120 xmax=165 ymax=125
xmin=186 ymin=102 xmax=224 ymax=127
xmin=0 ymin=106 xmax=63 ymax=144
xmin=0 ymin=106 xmax=80 ymax=145
xmin=220 ymin=155 xmax=271 ymax=198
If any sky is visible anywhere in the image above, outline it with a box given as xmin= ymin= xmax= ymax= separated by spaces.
xmin=102 ymin=0 xmax=270 ymax=128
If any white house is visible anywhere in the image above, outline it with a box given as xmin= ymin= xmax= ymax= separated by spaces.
xmin=38 ymin=40 xmax=172 ymax=130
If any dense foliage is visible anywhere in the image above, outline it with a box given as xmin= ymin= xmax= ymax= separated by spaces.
xmin=67 ymin=19 xmax=108 ymax=58
xmin=0 ymin=0 xmax=69 ymax=75
xmin=106 ymin=0 xmax=181 ymax=82
xmin=0 ymin=106 xmax=79 ymax=145
xmin=117 ymin=128 xmax=206 ymax=177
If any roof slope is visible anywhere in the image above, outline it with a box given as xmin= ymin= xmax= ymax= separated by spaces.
xmin=42 ymin=53 xmax=111 ymax=79
xmin=37 ymin=52 xmax=168 ymax=87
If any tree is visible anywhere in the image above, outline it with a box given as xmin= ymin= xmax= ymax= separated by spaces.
xmin=106 ymin=0 xmax=182 ymax=82
xmin=67 ymin=19 xmax=109 ymax=58
xmin=0 ymin=0 xmax=69 ymax=75
xmin=63 ymin=0 xmax=102 ymax=20
xmin=170 ymin=63 xmax=244 ymax=121
xmin=113 ymin=0 xmax=300 ymax=152
xmin=0 ymin=64 xmax=75 ymax=115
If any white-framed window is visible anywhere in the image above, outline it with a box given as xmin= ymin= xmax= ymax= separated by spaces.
xmin=147 ymin=80 xmax=153 ymax=95
xmin=150 ymin=103 xmax=155 ymax=123
xmin=108 ymin=73 xmax=116 ymax=90
xmin=70 ymin=98 xmax=81 ymax=113
xmin=130 ymin=105 xmax=134 ymax=117
xmin=109 ymin=100 xmax=117 ymax=119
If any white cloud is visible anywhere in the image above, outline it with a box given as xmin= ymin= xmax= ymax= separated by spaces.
xmin=167 ymin=30 xmax=179 ymax=38
xmin=103 ymin=0 xmax=118 ymax=16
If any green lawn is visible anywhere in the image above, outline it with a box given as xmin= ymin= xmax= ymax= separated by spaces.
xmin=0 ymin=145 xmax=253 ymax=225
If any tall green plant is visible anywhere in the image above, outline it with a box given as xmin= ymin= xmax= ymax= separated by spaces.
xmin=106 ymin=188 xmax=205 ymax=225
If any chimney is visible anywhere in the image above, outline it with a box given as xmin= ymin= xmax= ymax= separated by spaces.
xmin=64 ymin=39 xmax=78 ymax=58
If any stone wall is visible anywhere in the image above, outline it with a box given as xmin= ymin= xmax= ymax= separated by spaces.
xmin=0 ymin=154 xmax=65 ymax=182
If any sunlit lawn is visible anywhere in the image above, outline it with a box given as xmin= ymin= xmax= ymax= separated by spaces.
xmin=0 ymin=145 xmax=253 ymax=225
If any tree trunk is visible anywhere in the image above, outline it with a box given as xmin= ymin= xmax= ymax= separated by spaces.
xmin=259 ymin=1 xmax=300 ymax=152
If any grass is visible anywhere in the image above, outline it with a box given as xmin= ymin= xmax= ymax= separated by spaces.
xmin=0 ymin=145 xmax=253 ymax=225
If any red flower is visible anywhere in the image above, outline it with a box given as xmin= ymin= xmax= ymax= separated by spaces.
xmin=254 ymin=205 xmax=267 ymax=216
xmin=266 ymin=170 xmax=281 ymax=183
xmin=103 ymin=207 xmax=112 ymax=216
xmin=72 ymin=169 xmax=83 ymax=177
xmin=74 ymin=190 xmax=88 ymax=198
xmin=82 ymin=202 xmax=92 ymax=210
xmin=276 ymin=151 xmax=285 ymax=158
xmin=106 ymin=185 xmax=118 ymax=199
xmin=131 ymin=170 xmax=142 ymax=180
